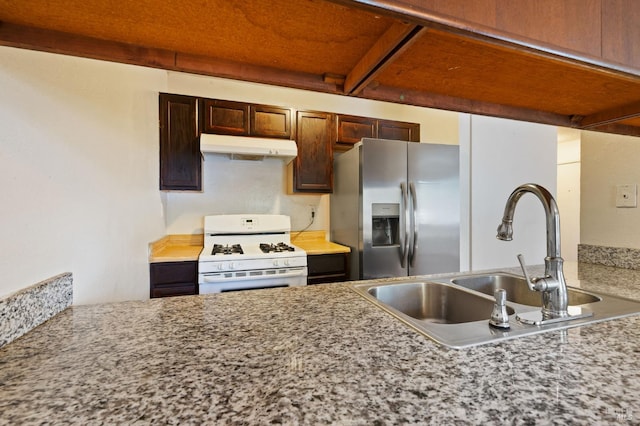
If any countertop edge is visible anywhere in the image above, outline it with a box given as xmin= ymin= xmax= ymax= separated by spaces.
xmin=149 ymin=232 xmax=350 ymax=262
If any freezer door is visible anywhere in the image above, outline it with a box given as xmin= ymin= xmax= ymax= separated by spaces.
xmin=407 ymin=143 xmax=460 ymax=275
xmin=361 ymin=139 xmax=409 ymax=279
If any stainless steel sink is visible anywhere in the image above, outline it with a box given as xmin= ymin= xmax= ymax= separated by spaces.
xmin=367 ymin=281 xmax=515 ymax=324
xmin=451 ymin=273 xmax=601 ymax=307
xmin=352 ymin=273 xmax=640 ymax=349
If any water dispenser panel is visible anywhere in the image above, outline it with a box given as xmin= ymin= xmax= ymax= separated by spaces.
xmin=372 ymin=203 xmax=400 ymax=247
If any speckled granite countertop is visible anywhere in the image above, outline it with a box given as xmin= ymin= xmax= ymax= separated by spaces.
xmin=1 ymin=262 xmax=640 ymax=424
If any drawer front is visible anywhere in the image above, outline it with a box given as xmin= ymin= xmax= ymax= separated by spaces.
xmin=151 ymin=283 xmax=197 ymax=298
xmin=150 ymin=261 xmax=197 ymax=285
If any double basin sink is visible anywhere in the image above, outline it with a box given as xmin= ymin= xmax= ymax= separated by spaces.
xmin=352 ymin=272 xmax=640 ymax=348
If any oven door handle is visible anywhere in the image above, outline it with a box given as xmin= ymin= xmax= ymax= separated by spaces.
xmin=202 ymin=268 xmax=307 ymax=283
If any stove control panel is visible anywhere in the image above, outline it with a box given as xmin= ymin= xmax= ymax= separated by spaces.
xmin=240 ymin=217 xmax=258 ymax=230
xmin=198 ymin=256 xmax=307 ymax=274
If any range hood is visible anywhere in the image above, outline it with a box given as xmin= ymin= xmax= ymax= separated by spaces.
xmin=200 ymin=133 xmax=297 ymax=163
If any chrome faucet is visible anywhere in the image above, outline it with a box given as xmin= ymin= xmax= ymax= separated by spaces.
xmin=496 ymin=183 xmax=569 ymax=319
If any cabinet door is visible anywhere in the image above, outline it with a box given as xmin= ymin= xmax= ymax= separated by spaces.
xmin=335 ymin=114 xmax=377 ymax=152
xmin=150 ymin=261 xmax=198 ymax=298
xmin=293 ymin=111 xmax=333 ymax=193
xmin=307 ymin=253 xmax=350 ymax=285
xmin=202 ymin=99 xmax=249 ymax=135
xmin=250 ymin=105 xmax=293 ymax=139
xmin=602 ymin=0 xmax=640 ymax=69
xmin=378 ymin=120 xmax=420 ymax=142
xmin=159 ymin=93 xmax=201 ymax=191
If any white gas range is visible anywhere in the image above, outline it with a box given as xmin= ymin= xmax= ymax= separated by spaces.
xmin=198 ymin=214 xmax=308 ymax=293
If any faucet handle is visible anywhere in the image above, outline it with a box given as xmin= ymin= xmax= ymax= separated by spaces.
xmin=517 ymin=254 xmax=538 ymax=292
xmin=517 ymin=254 xmax=558 ymax=292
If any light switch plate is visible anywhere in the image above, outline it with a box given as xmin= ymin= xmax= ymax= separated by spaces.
xmin=616 ymin=184 xmax=637 ymax=208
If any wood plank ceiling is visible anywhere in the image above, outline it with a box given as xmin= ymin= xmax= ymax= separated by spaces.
xmin=1 ymin=0 xmax=640 ymax=136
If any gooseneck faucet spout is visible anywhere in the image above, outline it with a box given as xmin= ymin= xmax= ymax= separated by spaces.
xmin=496 ymin=183 xmax=568 ymax=319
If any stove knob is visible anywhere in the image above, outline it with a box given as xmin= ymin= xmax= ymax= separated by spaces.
xmin=273 ymin=260 xmax=279 ymax=267
xmin=229 ymin=262 xmax=235 ymax=269
xmin=284 ymin=259 xmax=290 ymax=266
xmin=217 ymin=264 xmax=223 ymax=271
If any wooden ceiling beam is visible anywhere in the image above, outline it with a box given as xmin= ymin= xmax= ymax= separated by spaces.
xmin=0 ymin=21 xmax=176 ymax=69
xmin=344 ymin=21 xmax=423 ymax=95
xmin=578 ymin=100 xmax=640 ymax=129
xmin=0 ymin=22 xmax=341 ymax=94
xmin=587 ymin=122 xmax=640 ymax=138
xmin=174 ymin=53 xmax=341 ymax=93
xmin=358 ymin=83 xmax=640 ymax=138
xmin=358 ymin=83 xmax=575 ymax=128
xmin=4 ymin=19 xmax=640 ymax=139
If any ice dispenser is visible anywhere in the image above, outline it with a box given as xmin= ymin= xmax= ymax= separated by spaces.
xmin=371 ymin=203 xmax=400 ymax=246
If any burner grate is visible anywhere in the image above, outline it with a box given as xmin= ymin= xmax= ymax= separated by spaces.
xmin=212 ymin=244 xmax=244 ymax=255
xmin=259 ymin=242 xmax=295 ymax=253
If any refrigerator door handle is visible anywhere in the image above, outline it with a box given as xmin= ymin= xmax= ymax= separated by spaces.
xmin=400 ymin=182 xmax=409 ymax=268
xmin=409 ymin=181 xmax=418 ymax=267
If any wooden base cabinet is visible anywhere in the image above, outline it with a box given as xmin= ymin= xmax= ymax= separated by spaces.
xmin=307 ymin=253 xmax=350 ymax=285
xmin=150 ymin=261 xmax=198 ymax=298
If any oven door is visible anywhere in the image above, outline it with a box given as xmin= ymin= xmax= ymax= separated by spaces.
xmin=199 ymin=266 xmax=308 ymax=293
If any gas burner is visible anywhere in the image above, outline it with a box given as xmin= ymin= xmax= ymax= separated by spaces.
xmin=259 ymin=242 xmax=295 ymax=253
xmin=212 ymin=244 xmax=244 ymax=255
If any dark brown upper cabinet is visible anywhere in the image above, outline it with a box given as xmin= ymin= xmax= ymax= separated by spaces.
xmin=250 ymin=105 xmax=293 ymax=139
xmin=159 ymin=93 xmax=201 ymax=191
xmin=377 ymin=119 xmax=420 ymax=142
xmin=334 ymin=114 xmax=420 ymax=152
xmin=291 ymin=110 xmax=334 ymax=193
xmin=202 ymin=99 xmax=293 ymax=139
xmin=335 ymin=114 xmax=377 ymax=152
xmin=202 ymin=99 xmax=249 ymax=135
xmin=160 ymin=93 xmax=420 ymax=193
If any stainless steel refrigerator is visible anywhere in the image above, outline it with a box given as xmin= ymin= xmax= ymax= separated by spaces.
xmin=330 ymin=138 xmax=460 ymax=280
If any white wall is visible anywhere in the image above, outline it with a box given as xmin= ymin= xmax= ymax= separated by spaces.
xmin=581 ymin=131 xmax=640 ymax=248
xmin=458 ymin=114 xmax=472 ymax=271
xmin=3 ymin=45 xmax=564 ymax=303
xmin=557 ymin=129 xmax=581 ymax=261
xmin=0 ymin=46 xmax=460 ymax=304
xmin=163 ymin=72 xmax=460 ymax=234
xmin=0 ymin=46 xmax=167 ymax=304
xmin=467 ymin=115 xmax=557 ymax=270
